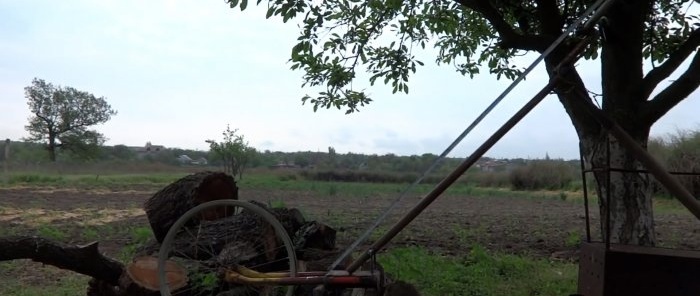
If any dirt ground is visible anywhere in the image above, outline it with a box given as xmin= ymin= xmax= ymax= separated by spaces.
xmin=2 ymin=186 xmax=700 ymax=293
xmin=2 ymin=186 xmax=700 ymax=257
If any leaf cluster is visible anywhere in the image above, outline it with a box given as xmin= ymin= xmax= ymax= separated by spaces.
xmin=226 ymin=0 xmax=698 ymax=113
xmin=205 ymin=125 xmax=257 ymax=179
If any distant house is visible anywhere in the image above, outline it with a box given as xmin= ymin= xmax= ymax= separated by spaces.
xmin=176 ymin=155 xmax=193 ymax=164
xmin=177 ymin=154 xmax=208 ymax=166
xmin=476 ymin=159 xmax=511 ymax=172
xmin=269 ymin=162 xmax=298 ymax=169
xmin=128 ymin=142 xmax=166 ymax=159
xmin=192 ymin=157 xmax=208 ymax=166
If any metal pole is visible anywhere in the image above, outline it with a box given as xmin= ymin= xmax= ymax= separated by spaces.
xmin=346 ymin=34 xmax=596 ymax=272
xmin=579 ymin=144 xmax=592 ymax=242
xmin=346 ymin=81 xmax=555 ymax=272
xmin=3 ymin=139 xmax=9 ymax=184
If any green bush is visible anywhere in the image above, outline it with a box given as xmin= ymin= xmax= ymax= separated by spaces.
xmin=648 ymin=129 xmax=700 ymax=197
xmin=299 ymin=169 xmax=444 ymax=184
xmin=509 ymin=160 xmax=576 ymax=190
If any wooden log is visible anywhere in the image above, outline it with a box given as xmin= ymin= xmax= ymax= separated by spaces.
xmin=119 ymin=256 xmax=188 ymax=296
xmin=144 ymin=171 xmax=239 ymax=242
xmin=0 ymin=236 xmax=123 ymax=286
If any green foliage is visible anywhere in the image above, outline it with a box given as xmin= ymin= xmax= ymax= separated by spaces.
xmin=206 ymin=125 xmax=256 ymax=179
xmin=648 ymin=128 xmax=700 ymax=197
xmin=226 ymin=0 xmax=698 ymax=114
xmin=379 ymin=246 xmax=577 ymax=296
xmin=10 ymin=174 xmax=64 ymax=185
xmin=119 ymin=226 xmax=154 ymax=261
xmin=509 ymin=160 xmax=577 ymax=191
xmin=37 ymin=224 xmax=66 ymax=241
xmin=299 ymin=169 xmax=442 ymax=184
xmin=565 ymin=230 xmax=582 ymax=248
xmin=24 ymin=78 xmax=117 ymax=161
xmin=268 ymin=199 xmax=287 ymax=208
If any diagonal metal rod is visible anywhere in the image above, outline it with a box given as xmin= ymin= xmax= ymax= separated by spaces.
xmin=346 ymin=28 xmax=604 ymax=272
xmin=329 ymin=0 xmax=611 ymax=272
xmin=586 ymin=108 xmax=700 ymax=220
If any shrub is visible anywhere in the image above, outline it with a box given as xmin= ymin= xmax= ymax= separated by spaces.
xmin=649 ymin=129 xmax=700 ymax=197
xmin=509 ymin=160 xmax=576 ymax=190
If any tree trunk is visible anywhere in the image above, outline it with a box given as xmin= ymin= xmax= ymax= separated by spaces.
xmin=581 ymin=132 xmax=656 ymax=246
xmin=48 ymin=139 xmax=57 ymax=162
xmin=144 ymin=171 xmax=239 ymax=242
xmin=544 ymin=47 xmax=656 ymax=246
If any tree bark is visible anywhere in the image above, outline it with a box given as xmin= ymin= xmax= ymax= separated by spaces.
xmin=581 ymin=133 xmax=656 ymax=245
xmin=144 ymin=171 xmax=239 ymax=242
xmin=48 ymin=135 xmax=57 ymax=162
xmin=543 ymin=37 xmax=656 ymax=246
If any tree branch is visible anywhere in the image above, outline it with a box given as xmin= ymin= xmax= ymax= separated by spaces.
xmin=453 ymin=0 xmax=551 ymax=52
xmin=0 ymin=236 xmax=124 ymax=286
xmin=641 ymin=29 xmax=700 ymax=99
xmin=643 ymin=50 xmax=700 ymax=123
xmin=535 ymin=0 xmax=564 ymax=36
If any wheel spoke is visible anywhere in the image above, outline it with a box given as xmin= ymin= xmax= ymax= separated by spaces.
xmin=158 ymin=200 xmax=297 ymax=296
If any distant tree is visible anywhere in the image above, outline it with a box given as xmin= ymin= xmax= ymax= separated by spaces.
xmin=206 ymin=125 xmax=256 ymax=179
xmin=326 ymin=146 xmax=337 ymax=169
xmin=294 ymin=153 xmax=311 ymax=168
xmin=24 ymin=78 xmax=117 ymax=161
xmin=110 ymin=145 xmax=137 ymax=161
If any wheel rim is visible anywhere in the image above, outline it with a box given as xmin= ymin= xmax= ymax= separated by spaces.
xmin=158 ymin=199 xmax=298 ymax=296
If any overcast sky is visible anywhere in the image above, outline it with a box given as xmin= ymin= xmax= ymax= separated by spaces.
xmin=1 ymin=0 xmax=698 ymax=160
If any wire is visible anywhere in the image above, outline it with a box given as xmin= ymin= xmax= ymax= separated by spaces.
xmin=328 ymin=0 xmax=611 ymax=271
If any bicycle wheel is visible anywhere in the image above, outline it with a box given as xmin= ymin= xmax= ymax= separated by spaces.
xmin=158 ymin=199 xmax=298 ymax=296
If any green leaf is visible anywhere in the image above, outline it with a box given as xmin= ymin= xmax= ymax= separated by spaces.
xmin=240 ymin=0 xmax=247 ymax=11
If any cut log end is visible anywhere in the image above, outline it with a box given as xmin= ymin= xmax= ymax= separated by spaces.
xmin=145 ymin=171 xmax=239 ymax=242
xmin=124 ymin=256 xmax=188 ymax=292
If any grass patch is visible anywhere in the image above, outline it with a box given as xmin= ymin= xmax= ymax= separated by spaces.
xmin=37 ymin=224 xmax=66 ymax=241
xmin=0 ymin=262 xmax=88 ymax=296
xmin=118 ymin=226 xmax=154 ymax=261
xmin=379 ymin=246 xmax=577 ymax=296
xmin=2 ymin=171 xmax=585 ymax=204
xmin=1 ymin=172 xmax=186 ymax=188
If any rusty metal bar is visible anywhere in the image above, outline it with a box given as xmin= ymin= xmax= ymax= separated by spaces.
xmin=225 ymin=270 xmax=379 ymax=287
xmin=343 ymin=0 xmax=618 ymax=273
xmin=579 ymin=143 xmax=592 ymax=242
xmin=605 ymin=135 xmax=612 ymax=249
xmin=346 ymin=34 xmax=600 ymax=272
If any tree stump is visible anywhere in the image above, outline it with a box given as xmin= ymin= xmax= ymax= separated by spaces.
xmin=145 ymin=171 xmax=238 ymax=242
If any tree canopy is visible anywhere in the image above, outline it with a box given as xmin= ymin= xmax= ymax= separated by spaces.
xmin=24 ymin=78 xmax=117 ymax=161
xmin=227 ymin=0 xmax=700 ymax=246
xmin=228 ymin=0 xmax=699 ymax=115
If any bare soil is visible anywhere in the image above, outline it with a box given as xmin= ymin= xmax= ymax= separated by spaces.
xmin=2 ymin=186 xmax=700 ymax=289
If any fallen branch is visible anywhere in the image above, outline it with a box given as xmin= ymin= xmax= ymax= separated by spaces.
xmin=0 ymin=236 xmax=123 ymax=286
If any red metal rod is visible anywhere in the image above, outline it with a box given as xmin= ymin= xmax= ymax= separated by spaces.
xmin=226 ymin=273 xmax=378 ymax=287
